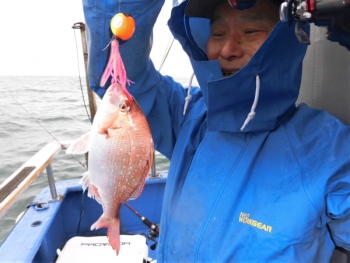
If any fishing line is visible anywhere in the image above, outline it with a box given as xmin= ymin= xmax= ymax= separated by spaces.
xmin=158 ymin=37 xmax=175 ymax=72
xmin=6 ymin=92 xmax=62 ymax=146
xmin=5 ymin=92 xmax=88 ymax=171
xmin=73 ymin=29 xmax=92 ymax=124
xmin=102 ymin=36 xmax=114 ymax=52
xmin=76 ymin=193 xmax=85 ymax=236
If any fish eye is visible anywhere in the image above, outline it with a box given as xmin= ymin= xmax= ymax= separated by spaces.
xmin=119 ymin=100 xmax=130 ymax=112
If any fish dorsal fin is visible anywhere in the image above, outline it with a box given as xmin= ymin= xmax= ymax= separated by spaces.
xmin=66 ymin=132 xmax=90 ymax=154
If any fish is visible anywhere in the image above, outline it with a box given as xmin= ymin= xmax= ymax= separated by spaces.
xmin=66 ymin=82 xmax=154 ymax=254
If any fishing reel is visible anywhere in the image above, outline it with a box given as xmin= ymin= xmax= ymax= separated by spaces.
xmin=280 ymin=0 xmax=350 ymax=49
xmin=142 ymin=223 xmax=160 ymax=250
xmin=228 ymin=0 xmax=350 ymax=49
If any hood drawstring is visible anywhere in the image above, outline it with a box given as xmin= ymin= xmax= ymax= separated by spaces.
xmin=240 ymin=74 xmax=260 ymax=131
xmin=184 ymin=73 xmax=260 ymax=130
xmin=183 ymin=72 xmax=195 ymax=115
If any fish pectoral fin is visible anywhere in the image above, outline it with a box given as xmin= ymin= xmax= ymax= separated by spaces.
xmin=66 ymin=132 xmax=91 ymax=154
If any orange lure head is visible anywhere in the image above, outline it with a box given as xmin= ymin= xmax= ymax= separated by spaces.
xmin=110 ymin=13 xmax=136 ymax=41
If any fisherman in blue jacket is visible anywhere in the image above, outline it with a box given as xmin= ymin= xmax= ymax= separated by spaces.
xmin=83 ymin=0 xmax=350 ymax=261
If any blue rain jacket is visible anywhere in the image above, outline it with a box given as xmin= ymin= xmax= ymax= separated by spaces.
xmin=83 ymin=0 xmax=350 ymax=262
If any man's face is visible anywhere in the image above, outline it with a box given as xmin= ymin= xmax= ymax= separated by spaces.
xmin=206 ymin=0 xmax=280 ymax=77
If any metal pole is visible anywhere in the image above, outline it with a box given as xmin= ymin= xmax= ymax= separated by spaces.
xmin=72 ymin=22 xmax=97 ymax=122
xmin=46 ymin=164 xmax=57 ymax=200
xmin=73 ymin=22 xmax=98 ymax=168
xmin=151 ymin=152 xmax=157 ymax=177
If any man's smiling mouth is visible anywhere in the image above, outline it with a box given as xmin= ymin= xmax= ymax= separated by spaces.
xmin=222 ymin=70 xmax=238 ymax=77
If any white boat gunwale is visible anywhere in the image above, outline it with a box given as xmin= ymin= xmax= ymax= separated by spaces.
xmin=0 ymin=141 xmax=71 ymax=220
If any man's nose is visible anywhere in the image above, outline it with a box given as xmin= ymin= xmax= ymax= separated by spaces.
xmin=220 ymin=37 xmax=244 ymax=60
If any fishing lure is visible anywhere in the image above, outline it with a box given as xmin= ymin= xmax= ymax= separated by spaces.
xmin=100 ymin=13 xmax=136 ymax=88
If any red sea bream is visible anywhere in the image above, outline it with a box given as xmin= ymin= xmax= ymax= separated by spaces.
xmin=66 ymin=83 xmax=153 ymax=254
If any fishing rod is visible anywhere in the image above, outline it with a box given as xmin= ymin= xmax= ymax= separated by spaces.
xmin=124 ymin=202 xmax=160 ymax=236
xmin=124 ymin=202 xmax=160 ymax=249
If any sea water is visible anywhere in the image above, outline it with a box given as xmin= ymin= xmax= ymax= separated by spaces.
xmin=0 ymin=76 xmax=174 ymax=242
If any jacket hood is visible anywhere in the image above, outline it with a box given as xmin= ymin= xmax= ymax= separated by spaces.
xmin=168 ymin=0 xmax=309 ymax=133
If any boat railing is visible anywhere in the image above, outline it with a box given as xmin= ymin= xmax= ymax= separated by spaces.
xmin=0 ymin=141 xmax=70 ymax=220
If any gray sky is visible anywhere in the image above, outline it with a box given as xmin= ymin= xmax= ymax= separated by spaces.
xmin=0 ymin=0 xmax=193 ymax=79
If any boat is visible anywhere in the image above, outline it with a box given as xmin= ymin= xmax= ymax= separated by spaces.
xmin=0 ymin=141 xmax=167 ymax=262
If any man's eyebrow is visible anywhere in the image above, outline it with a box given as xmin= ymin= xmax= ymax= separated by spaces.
xmin=210 ymin=12 xmax=271 ymax=25
xmin=239 ymin=12 xmax=268 ymax=22
xmin=210 ymin=15 xmax=224 ymax=26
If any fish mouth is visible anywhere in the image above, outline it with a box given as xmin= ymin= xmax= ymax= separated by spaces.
xmin=222 ymin=70 xmax=239 ymax=78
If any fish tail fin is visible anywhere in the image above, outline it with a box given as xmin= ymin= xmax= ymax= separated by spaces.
xmin=90 ymin=215 xmax=121 ymax=254
xmin=90 ymin=214 xmax=109 ymax=231
xmin=107 ymin=217 xmax=121 ymax=254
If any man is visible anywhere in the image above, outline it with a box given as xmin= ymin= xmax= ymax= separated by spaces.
xmin=83 ymin=0 xmax=350 ymax=262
